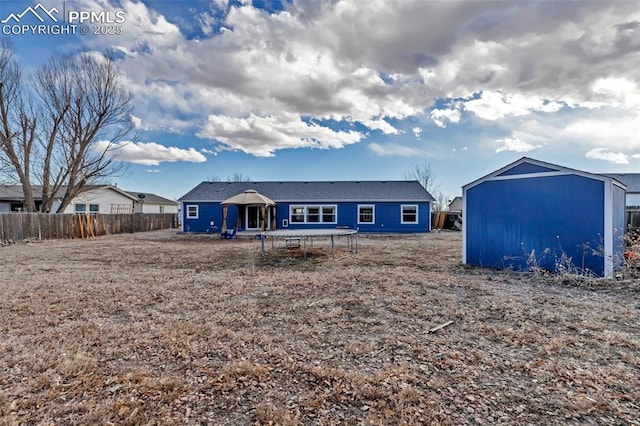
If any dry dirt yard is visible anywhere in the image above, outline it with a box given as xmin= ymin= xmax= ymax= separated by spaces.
xmin=0 ymin=230 xmax=638 ymax=425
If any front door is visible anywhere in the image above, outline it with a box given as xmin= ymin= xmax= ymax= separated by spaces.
xmin=246 ymin=206 xmax=260 ymax=230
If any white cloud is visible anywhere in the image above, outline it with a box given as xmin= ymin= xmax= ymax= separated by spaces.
xmin=147 ymin=169 xmax=161 ymax=173
xmin=495 ymin=137 xmax=542 ymax=153
xmin=590 ymin=77 xmax=640 ymax=108
xmin=585 ymin=148 xmax=629 ymax=164
xmin=130 ymin=114 xmax=148 ymax=131
xmin=76 ymin=0 xmax=640 ymax=158
xmin=95 ymin=141 xmax=207 ymax=166
xmin=560 ymin=112 xmax=640 ymax=151
xmin=412 ymin=127 xmax=422 ymax=139
xmin=368 ymin=142 xmax=423 ymax=157
xmin=464 ymin=91 xmax=564 ymax=121
xmin=73 ymin=0 xmax=183 ymax=51
xmin=362 ymin=118 xmax=399 ymax=135
xmin=430 ymin=108 xmax=461 ymax=127
xmin=200 ymin=148 xmax=218 ymax=156
xmin=197 ymin=113 xmax=363 ymax=157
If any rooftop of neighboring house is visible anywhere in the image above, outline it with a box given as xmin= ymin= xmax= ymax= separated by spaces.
xmin=602 ymin=174 xmax=640 ymax=193
xmin=0 ymin=185 xmax=29 ymax=200
xmin=178 ymin=181 xmax=435 ymax=203
xmin=448 ymin=196 xmax=463 ymax=210
xmin=124 ymin=191 xmax=179 ymax=205
xmin=0 ymin=184 xmax=176 ymax=204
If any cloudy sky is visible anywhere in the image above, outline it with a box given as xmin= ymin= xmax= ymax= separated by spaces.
xmin=2 ymin=0 xmax=640 ymax=201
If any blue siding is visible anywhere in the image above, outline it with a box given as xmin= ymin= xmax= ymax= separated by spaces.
xmin=182 ymin=203 xmax=227 ymax=233
xmin=279 ymin=202 xmax=430 ymax=233
xmin=182 ymin=201 xmax=430 ymax=233
xmin=497 ymin=163 xmax=558 ymax=176
xmin=466 ymin=174 xmax=606 ymax=275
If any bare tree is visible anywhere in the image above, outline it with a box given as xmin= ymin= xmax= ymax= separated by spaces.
xmin=228 ymin=172 xmax=251 ymax=182
xmin=405 ymin=162 xmax=449 ymax=211
xmin=0 ymin=39 xmax=38 ymax=212
xmin=208 ymin=174 xmax=250 ymax=183
xmin=0 ymin=41 xmax=133 ymax=213
xmin=434 ymin=192 xmax=449 ymax=212
xmin=35 ymin=52 xmax=133 ymax=213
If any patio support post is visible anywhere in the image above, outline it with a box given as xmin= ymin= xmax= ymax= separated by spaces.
xmin=222 ymin=206 xmax=228 ymax=234
xmin=271 ymin=206 xmax=276 ymax=230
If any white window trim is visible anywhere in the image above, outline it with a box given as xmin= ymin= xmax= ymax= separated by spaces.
xmin=290 ymin=205 xmax=306 ymax=223
xmin=321 ymin=205 xmax=337 ymax=224
xmin=289 ymin=204 xmax=337 ymax=224
xmin=307 ymin=205 xmax=322 ymax=223
xmin=186 ymin=204 xmax=199 ymax=219
xmin=75 ymin=203 xmax=87 ymax=213
xmin=357 ymin=204 xmax=375 ymax=224
xmin=401 ymin=204 xmax=418 ymax=224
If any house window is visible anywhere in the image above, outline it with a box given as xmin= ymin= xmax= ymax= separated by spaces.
xmin=401 ymin=205 xmax=418 ymax=224
xmin=291 ymin=206 xmax=305 ymax=223
xmin=322 ymin=206 xmax=336 ymax=223
xmin=89 ymin=204 xmax=99 ymax=213
xmin=75 ymin=204 xmax=87 ymax=213
xmin=186 ymin=205 xmax=198 ymax=219
xmin=307 ymin=206 xmax=320 ymax=223
xmin=629 ymin=210 xmax=640 ymax=233
xmin=358 ymin=205 xmax=375 ymax=224
xmin=159 ymin=206 xmax=165 ymax=213
xmin=10 ymin=202 xmax=25 ymax=212
xmin=289 ymin=205 xmax=337 ymax=224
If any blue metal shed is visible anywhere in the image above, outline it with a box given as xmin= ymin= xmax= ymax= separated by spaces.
xmin=462 ymin=157 xmax=626 ymax=277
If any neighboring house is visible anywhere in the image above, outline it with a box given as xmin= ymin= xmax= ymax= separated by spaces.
xmin=59 ymin=185 xmax=139 ymax=214
xmin=178 ymin=181 xmax=435 ymax=233
xmin=602 ymin=174 xmax=640 ymax=232
xmin=124 ymin=191 xmax=179 ymax=214
xmin=0 ymin=185 xmax=36 ymax=213
xmin=0 ymin=184 xmax=177 ymax=214
xmin=462 ymin=157 xmax=626 ymax=278
xmin=448 ymin=196 xmax=463 ymax=213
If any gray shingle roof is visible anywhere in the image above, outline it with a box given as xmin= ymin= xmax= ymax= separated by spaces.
xmin=602 ymin=174 xmax=640 ymax=192
xmin=0 ymin=184 xmax=177 ymax=204
xmin=0 ymin=185 xmax=66 ymax=200
xmin=124 ymin=191 xmax=178 ymax=205
xmin=178 ymin=181 xmax=435 ymax=203
xmin=0 ymin=185 xmax=27 ymax=200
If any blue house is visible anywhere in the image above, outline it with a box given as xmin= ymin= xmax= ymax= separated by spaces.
xmin=462 ymin=157 xmax=626 ymax=278
xmin=178 ymin=181 xmax=434 ymax=234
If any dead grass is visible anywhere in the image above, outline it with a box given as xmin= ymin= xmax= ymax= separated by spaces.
xmin=0 ymin=230 xmax=638 ymax=425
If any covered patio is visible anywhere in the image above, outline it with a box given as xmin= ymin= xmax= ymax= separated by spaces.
xmin=220 ymin=189 xmax=277 ymax=236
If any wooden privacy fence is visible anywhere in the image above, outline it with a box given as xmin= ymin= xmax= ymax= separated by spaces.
xmin=0 ymin=213 xmax=177 ymax=242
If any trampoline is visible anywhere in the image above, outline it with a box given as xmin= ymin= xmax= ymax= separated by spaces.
xmin=259 ymin=228 xmax=358 ymax=259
